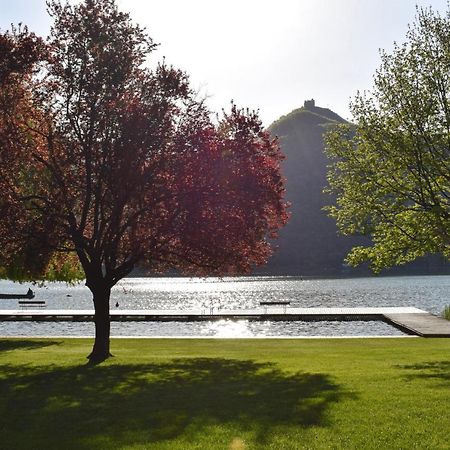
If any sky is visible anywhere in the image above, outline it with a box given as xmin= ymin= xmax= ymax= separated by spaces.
xmin=0 ymin=0 xmax=449 ymax=125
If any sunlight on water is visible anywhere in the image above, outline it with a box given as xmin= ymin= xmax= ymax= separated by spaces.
xmin=1 ymin=275 xmax=450 ymax=336
xmin=0 ymin=319 xmax=405 ymax=337
xmin=201 ymin=320 xmax=254 ymax=338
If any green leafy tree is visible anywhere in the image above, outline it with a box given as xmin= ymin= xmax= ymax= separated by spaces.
xmin=326 ymin=6 xmax=450 ymax=272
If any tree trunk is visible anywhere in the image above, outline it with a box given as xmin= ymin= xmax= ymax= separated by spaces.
xmin=87 ymin=284 xmax=112 ymax=364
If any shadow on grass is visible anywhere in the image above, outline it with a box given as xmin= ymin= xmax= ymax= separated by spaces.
xmin=0 ymin=358 xmax=349 ymax=449
xmin=0 ymin=339 xmax=61 ymax=352
xmin=398 ymin=360 xmax=450 ymax=385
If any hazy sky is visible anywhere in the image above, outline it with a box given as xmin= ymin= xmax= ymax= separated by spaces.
xmin=0 ymin=0 xmax=448 ymax=125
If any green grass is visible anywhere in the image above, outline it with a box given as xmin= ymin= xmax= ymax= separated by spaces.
xmin=1 ymin=338 xmax=450 ymax=449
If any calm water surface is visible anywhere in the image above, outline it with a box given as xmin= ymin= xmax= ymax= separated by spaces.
xmin=0 ymin=275 xmax=449 ymax=337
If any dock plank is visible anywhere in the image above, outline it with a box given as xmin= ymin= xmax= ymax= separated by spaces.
xmin=384 ymin=313 xmax=450 ymax=337
xmin=0 ymin=306 xmax=427 ymax=321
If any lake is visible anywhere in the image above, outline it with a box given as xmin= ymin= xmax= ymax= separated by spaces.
xmin=0 ymin=275 xmax=449 ymax=337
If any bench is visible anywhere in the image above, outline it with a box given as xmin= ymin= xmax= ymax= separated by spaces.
xmin=18 ymin=300 xmax=46 ymax=308
xmin=259 ymin=301 xmax=290 ymax=313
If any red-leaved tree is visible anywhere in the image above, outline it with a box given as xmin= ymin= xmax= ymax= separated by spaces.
xmin=0 ymin=0 xmax=288 ymax=363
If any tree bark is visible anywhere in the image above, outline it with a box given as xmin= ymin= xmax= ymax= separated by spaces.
xmin=87 ymin=283 xmax=112 ymax=364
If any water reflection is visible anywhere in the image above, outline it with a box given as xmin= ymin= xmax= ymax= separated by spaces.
xmin=0 ymin=319 xmax=406 ymax=337
xmin=202 ymin=320 xmax=254 ymax=337
xmin=1 ymin=275 xmax=449 ymax=336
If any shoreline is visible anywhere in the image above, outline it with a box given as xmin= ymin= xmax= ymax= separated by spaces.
xmin=0 ymin=335 xmax=418 ymax=339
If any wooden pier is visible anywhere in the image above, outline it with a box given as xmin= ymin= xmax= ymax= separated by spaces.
xmin=1 ymin=306 xmax=450 ymax=337
xmin=384 ymin=312 xmax=450 ymax=337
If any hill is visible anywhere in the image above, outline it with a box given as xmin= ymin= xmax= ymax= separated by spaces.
xmin=263 ymin=100 xmax=449 ymax=276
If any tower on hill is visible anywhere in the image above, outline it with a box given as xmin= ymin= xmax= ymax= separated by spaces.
xmin=304 ymin=99 xmax=315 ymax=110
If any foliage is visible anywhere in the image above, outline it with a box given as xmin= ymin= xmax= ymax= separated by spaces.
xmin=326 ymin=6 xmax=450 ymax=272
xmin=442 ymin=305 xmax=450 ymax=320
xmin=0 ymin=0 xmax=288 ymax=359
xmin=0 ymin=1 xmax=287 ymax=283
xmin=2 ymin=338 xmax=450 ymax=449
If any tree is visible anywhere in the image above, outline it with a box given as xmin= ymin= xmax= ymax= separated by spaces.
xmin=326 ymin=6 xmax=450 ymax=273
xmin=0 ymin=0 xmax=288 ymax=363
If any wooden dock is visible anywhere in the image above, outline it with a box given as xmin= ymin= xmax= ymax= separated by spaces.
xmin=384 ymin=312 xmax=450 ymax=337
xmin=1 ymin=306 xmax=450 ymax=337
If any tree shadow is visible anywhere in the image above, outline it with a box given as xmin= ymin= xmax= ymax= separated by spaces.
xmin=0 ymin=357 xmax=351 ymax=449
xmin=397 ymin=360 xmax=450 ymax=385
xmin=0 ymin=339 xmax=61 ymax=352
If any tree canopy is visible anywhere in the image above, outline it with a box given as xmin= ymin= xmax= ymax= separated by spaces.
xmin=0 ymin=0 xmax=288 ymax=361
xmin=326 ymin=6 xmax=450 ymax=273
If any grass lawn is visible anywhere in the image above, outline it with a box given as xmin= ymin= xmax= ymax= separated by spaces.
xmin=1 ymin=337 xmax=450 ymax=449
